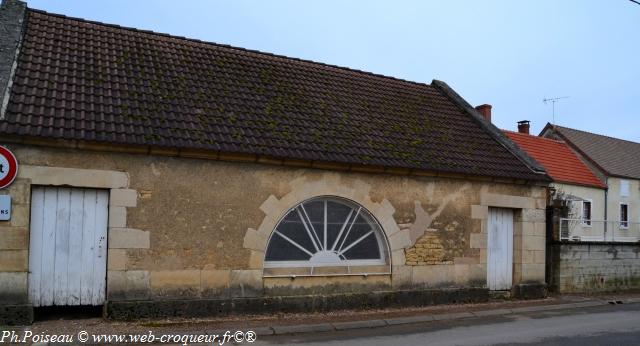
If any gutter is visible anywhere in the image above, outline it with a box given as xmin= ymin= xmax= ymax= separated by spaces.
xmin=431 ymin=80 xmax=551 ymax=181
xmin=2 ymin=133 xmax=548 ymax=186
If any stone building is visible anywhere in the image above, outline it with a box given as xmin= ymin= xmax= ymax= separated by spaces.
xmin=0 ymin=0 xmax=550 ymax=324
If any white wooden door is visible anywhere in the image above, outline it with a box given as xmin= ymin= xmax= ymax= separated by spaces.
xmin=487 ymin=208 xmax=513 ymax=290
xmin=28 ymin=187 xmax=109 ymax=306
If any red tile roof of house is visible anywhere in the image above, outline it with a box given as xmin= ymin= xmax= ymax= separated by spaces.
xmin=504 ymin=131 xmax=606 ymax=188
xmin=0 ymin=5 xmax=549 ymax=181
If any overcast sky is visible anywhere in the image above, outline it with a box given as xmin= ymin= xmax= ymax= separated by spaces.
xmin=24 ymin=0 xmax=640 ymax=142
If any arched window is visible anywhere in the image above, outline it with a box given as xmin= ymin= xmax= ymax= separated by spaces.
xmin=264 ymin=197 xmax=389 ymax=270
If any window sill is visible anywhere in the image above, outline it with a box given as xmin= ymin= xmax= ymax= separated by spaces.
xmin=263 ymin=264 xmax=391 ymax=277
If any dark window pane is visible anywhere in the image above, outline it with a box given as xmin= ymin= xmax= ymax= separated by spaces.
xmin=278 ymin=216 xmax=317 ymax=253
xmin=265 ymin=232 xmax=312 ymax=261
xmin=339 ymin=215 xmax=372 ymax=250
xmin=303 ymin=200 xmax=325 ymax=248
xmin=583 ymin=201 xmax=591 ymax=225
xmin=326 ymin=201 xmax=352 ymax=249
xmin=343 ymin=232 xmax=381 ymax=260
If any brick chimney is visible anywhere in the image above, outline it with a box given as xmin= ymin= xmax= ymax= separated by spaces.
xmin=475 ymin=104 xmax=492 ymax=122
xmin=517 ymin=120 xmax=530 ymax=135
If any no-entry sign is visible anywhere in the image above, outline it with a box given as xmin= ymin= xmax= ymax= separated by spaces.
xmin=0 ymin=146 xmax=18 ymax=189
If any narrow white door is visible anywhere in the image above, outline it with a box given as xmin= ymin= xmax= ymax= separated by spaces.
xmin=487 ymin=208 xmax=513 ymax=290
xmin=28 ymin=187 xmax=108 ymax=306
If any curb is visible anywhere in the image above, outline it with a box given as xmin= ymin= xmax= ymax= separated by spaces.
xmin=333 ymin=319 xmax=387 ymax=330
xmin=271 ymin=323 xmax=332 ymax=335
xmin=244 ymin=298 xmax=634 ymax=336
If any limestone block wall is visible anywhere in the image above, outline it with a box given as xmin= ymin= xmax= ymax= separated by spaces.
xmin=551 ymin=243 xmax=640 ymax=293
xmin=0 ymin=164 xmax=144 ymax=305
xmin=0 ymin=178 xmax=30 ymax=306
xmin=0 ymin=142 xmax=549 ymax=306
xmin=405 ymin=234 xmax=450 ymax=265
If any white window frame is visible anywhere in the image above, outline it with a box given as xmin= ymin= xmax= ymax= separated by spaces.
xmin=620 ymin=203 xmax=629 ymax=229
xmin=263 ymin=196 xmax=390 ymax=269
xmin=620 ymin=180 xmax=630 ymax=197
xmin=581 ymin=200 xmax=592 ymax=227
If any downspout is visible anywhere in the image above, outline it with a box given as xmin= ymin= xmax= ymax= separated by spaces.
xmin=604 ymin=177 xmax=608 ymax=240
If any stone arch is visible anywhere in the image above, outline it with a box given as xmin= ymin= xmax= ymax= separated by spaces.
xmin=242 ymin=173 xmax=409 ymax=274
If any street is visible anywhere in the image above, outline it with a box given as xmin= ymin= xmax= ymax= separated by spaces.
xmin=254 ymin=303 xmax=640 ymax=346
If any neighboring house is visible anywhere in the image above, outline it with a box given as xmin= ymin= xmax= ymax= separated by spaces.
xmin=503 ymin=121 xmax=607 ymax=241
xmin=541 ymin=124 xmax=640 ymax=242
xmin=0 ymin=0 xmax=550 ymax=325
xmin=538 ymin=124 xmax=640 ymax=293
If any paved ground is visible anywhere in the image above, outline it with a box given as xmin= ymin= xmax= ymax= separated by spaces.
xmin=255 ymin=303 xmax=640 ymax=346
xmin=19 ymin=294 xmax=622 ymax=336
xmin=5 ymin=293 xmax=640 ymax=345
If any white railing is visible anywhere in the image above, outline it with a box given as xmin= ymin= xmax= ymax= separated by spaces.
xmin=560 ymin=218 xmax=640 ymax=242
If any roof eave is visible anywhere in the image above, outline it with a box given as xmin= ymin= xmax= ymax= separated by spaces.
xmin=2 ymin=133 xmax=550 ymax=186
xmin=552 ymin=179 xmax=607 ymax=190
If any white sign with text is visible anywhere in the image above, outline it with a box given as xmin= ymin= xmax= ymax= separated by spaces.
xmin=0 ymin=195 xmax=10 ymax=221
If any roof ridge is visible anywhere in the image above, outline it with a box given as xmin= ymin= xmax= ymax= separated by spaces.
xmin=502 ymin=130 xmax=568 ymax=144
xmin=554 ymin=124 xmax=640 ymax=146
xmin=26 ymin=7 xmax=433 ymax=90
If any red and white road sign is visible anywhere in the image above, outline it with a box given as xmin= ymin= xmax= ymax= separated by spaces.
xmin=0 ymin=146 xmax=18 ymax=189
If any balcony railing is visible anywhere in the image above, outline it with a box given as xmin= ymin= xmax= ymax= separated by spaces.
xmin=559 ymin=218 xmax=640 ymax=242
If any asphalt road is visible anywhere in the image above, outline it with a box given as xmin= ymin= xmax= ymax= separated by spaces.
xmin=254 ymin=303 xmax=640 ymax=346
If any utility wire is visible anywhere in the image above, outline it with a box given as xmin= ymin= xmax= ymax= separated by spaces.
xmin=630 ymin=0 xmax=640 ymax=5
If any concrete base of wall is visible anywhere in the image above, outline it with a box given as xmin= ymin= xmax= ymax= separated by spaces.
xmin=512 ymin=283 xmax=547 ymax=300
xmin=107 ymin=287 xmax=490 ymax=320
xmin=0 ymin=304 xmax=33 ymax=326
xmin=549 ymin=242 xmax=640 ymax=293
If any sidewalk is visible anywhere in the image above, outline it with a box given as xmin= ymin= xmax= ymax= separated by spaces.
xmin=208 ymin=293 xmax=640 ymax=337
xmin=12 ymin=293 xmax=640 ymax=339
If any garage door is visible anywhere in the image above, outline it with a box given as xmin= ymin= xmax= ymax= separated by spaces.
xmin=28 ymin=187 xmax=109 ymax=306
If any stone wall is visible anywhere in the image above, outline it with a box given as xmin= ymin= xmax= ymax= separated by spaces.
xmin=550 ymin=242 xmax=640 ymax=293
xmin=0 ymin=0 xmax=26 ymax=119
xmin=0 ymin=142 xmax=548 ymax=322
xmin=405 ymin=234 xmax=451 ymax=265
xmin=0 ymin=178 xmax=29 ymax=306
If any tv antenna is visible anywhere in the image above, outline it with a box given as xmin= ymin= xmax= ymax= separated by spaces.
xmin=543 ymin=96 xmax=569 ymax=124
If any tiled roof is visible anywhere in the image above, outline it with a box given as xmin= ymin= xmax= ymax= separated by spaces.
xmin=504 ymin=130 xmax=606 ymax=188
xmin=543 ymin=125 xmax=640 ymax=180
xmin=0 ymin=8 xmax=548 ymax=181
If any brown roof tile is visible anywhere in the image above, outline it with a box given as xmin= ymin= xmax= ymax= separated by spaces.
xmin=0 ymin=8 xmax=547 ymax=181
xmin=544 ymin=124 xmax=640 ymax=180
